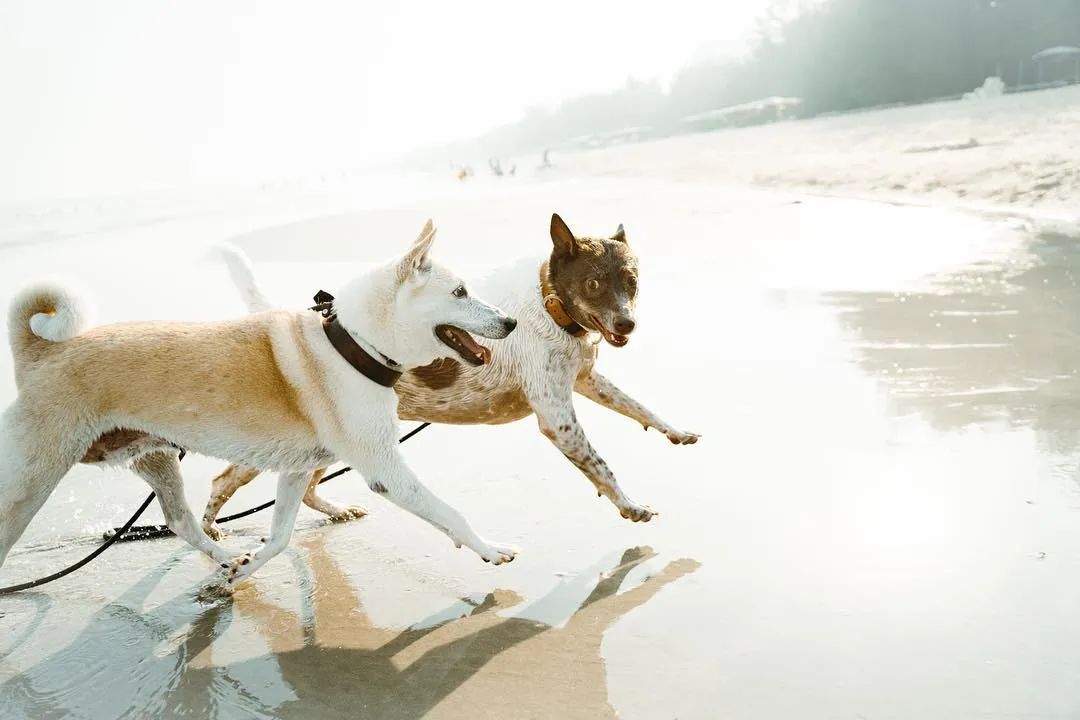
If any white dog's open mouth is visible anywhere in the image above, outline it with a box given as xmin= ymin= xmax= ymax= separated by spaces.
xmin=591 ymin=316 xmax=629 ymax=348
xmin=435 ymin=324 xmax=492 ymax=365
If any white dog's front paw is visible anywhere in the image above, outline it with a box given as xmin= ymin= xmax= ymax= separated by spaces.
xmin=224 ymin=552 xmax=255 ymax=586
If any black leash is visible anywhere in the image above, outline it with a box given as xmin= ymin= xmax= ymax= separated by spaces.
xmin=115 ymin=422 xmax=431 ymax=541
xmin=0 ymin=423 xmax=430 ymax=595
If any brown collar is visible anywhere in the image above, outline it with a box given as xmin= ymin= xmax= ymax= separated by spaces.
xmin=540 ymin=261 xmax=588 ymax=338
xmin=314 ymin=291 xmax=402 ymax=388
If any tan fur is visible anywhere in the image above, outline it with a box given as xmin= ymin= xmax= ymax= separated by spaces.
xmin=21 ymin=314 xmax=315 ymax=444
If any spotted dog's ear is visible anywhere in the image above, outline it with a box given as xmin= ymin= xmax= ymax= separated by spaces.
xmin=397 ymin=219 xmax=437 ymax=283
xmin=550 ymin=213 xmax=577 ymax=257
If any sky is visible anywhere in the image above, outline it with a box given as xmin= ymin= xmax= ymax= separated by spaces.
xmin=0 ymin=0 xmax=773 ymax=202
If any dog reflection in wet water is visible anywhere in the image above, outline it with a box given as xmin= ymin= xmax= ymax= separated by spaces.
xmin=0 ymin=538 xmax=699 ymax=719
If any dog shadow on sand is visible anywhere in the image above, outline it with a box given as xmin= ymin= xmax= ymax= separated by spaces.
xmin=0 ymin=537 xmax=698 ymax=719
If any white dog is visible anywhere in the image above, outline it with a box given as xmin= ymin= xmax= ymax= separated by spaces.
xmin=0 ymin=221 xmax=519 ymax=586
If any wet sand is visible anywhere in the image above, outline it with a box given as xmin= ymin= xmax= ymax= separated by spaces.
xmin=2 ymin=169 xmax=1080 ymax=718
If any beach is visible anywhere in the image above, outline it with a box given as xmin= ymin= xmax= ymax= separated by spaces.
xmin=2 ymin=86 xmax=1080 ymax=719
xmin=562 ymin=83 xmax=1080 ymax=217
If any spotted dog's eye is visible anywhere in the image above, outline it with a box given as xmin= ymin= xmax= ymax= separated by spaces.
xmin=585 ymin=278 xmax=600 ymax=293
xmin=452 ymin=285 xmax=468 ymax=298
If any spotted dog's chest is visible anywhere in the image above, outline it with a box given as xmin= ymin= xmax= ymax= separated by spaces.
xmin=576 ymin=340 xmax=599 ymax=379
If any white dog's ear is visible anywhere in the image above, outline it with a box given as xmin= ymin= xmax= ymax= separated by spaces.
xmin=398 ymin=219 xmax=437 ymax=283
xmin=612 ymin=223 xmax=626 ymax=243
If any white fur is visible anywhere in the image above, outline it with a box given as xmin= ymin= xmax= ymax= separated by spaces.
xmin=211 ymin=242 xmax=275 ymax=313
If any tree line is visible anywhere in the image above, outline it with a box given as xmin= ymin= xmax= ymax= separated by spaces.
xmin=420 ymin=0 xmax=1080 ymax=164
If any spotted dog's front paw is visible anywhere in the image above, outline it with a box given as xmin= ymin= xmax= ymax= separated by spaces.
xmin=204 ymin=522 xmax=225 ymax=541
xmin=663 ymin=429 xmax=700 ymax=445
xmin=617 ymin=499 xmax=657 ymax=523
xmin=475 ymin=541 xmax=519 ymax=565
xmin=324 ymin=504 xmax=368 ymax=522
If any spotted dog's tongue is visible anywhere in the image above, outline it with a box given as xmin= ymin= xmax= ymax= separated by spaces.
xmin=436 ymin=325 xmax=492 ymax=365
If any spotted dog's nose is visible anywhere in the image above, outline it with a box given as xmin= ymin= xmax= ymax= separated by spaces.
xmin=502 ymin=317 xmax=518 ymax=334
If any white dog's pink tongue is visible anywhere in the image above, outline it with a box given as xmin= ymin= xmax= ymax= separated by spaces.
xmin=453 ymin=328 xmax=486 ymax=362
xmin=438 ymin=324 xmax=490 ymax=365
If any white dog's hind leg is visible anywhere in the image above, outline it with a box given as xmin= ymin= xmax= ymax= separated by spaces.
xmin=301 ymin=468 xmax=368 ymax=522
xmin=0 ymin=406 xmax=85 ymax=568
xmin=225 ymin=470 xmax=311 ymax=586
xmin=348 ymin=446 xmax=517 ymax=565
xmin=131 ymin=451 xmax=234 ymax=566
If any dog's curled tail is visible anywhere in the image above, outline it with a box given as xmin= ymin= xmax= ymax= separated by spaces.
xmin=7 ymin=283 xmax=90 ymax=359
xmin=211 ymin=242 xmax=275 ymax=313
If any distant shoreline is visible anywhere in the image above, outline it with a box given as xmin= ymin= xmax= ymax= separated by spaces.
xmin=554 ymin=84 xmax=1080 ymax=220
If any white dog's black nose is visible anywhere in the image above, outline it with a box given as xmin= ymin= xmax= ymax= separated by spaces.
xmin=502 ymin=317 xmax=518 ymax=334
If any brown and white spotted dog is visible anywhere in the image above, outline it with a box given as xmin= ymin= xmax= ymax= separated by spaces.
xmin=197 ymin=213 xmax=699 ymax=533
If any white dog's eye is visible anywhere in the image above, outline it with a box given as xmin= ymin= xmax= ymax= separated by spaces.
xmin=453 ymin=285 xmax=467 ymax=298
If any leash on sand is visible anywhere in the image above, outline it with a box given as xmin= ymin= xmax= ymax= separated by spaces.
xmin=0 ymin=422 xmax=431 ymax=595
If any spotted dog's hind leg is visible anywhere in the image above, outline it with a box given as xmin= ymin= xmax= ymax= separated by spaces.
xmin=133 ymin=451 xmax=234 ymax=565
xmin=301 ymin=468 xmax=368 ymax=522
xmin=201 ymin=464 xmax=262 ymax=540
xmin=575 ymin=370 xmax=700 ymax=445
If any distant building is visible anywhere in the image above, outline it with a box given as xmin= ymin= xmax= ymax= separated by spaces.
xmin=1032 ymin=46 xmax=1080 ymax=84
xmin=680 ymin=97 xmax=803 ymax=132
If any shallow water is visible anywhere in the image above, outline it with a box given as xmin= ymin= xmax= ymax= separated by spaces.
xmin=1 ymin=172 xmax=1079 ymax=719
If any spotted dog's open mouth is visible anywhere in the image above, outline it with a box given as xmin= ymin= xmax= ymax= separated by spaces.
xmin=435 ymin=324 xmax=492 ymax=365
xmin=591 ymin=315 xmax=630 ymax=348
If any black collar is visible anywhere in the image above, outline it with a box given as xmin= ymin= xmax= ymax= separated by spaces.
xmin=312 ymin=290 xmax=402 ymax=388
